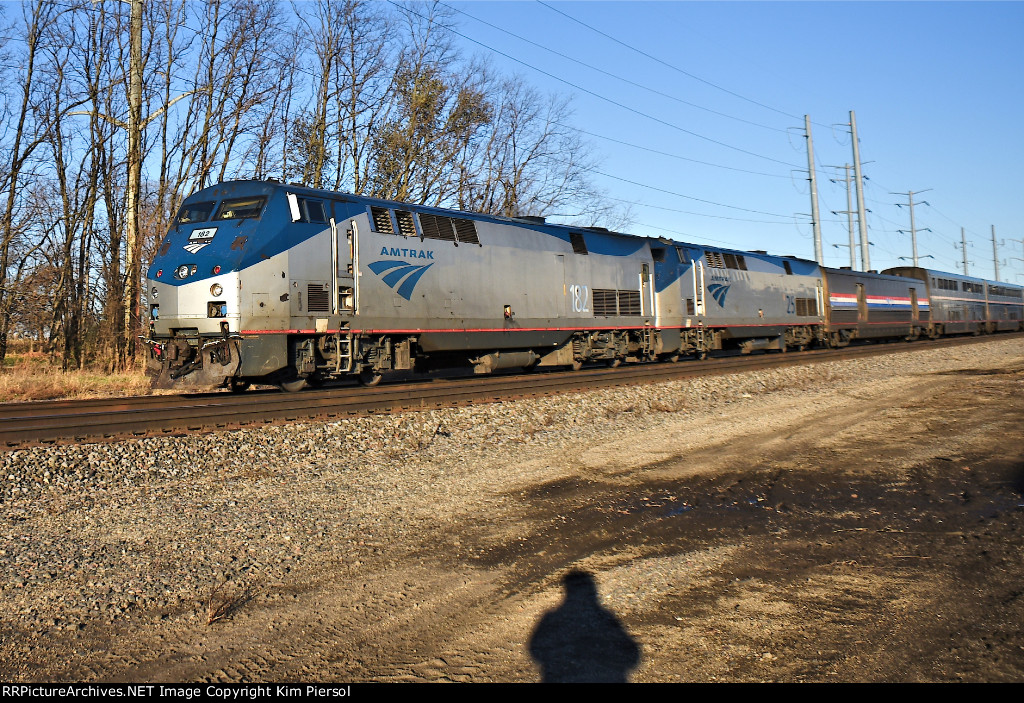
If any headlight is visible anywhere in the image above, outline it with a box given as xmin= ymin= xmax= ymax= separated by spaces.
xmin=210 ymin=283 xmax=223 ymax=296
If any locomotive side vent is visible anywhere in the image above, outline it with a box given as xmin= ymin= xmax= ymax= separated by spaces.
xmin=395 ymin=210 xmax=417 ymax=237
xmin=592 ymin=289 xmax=617 ymax=316
xmin=453 ymin=218 xmax=480 ymax=245
xmin=618 ymin=290 xmax=642 ymax=316
xmin=795 ymin=298 xmax=818 ymax=316
xmin=419 ymin=213 xmax=457 ymax=242
xmin=371 ymin=207 xmax=394 ymax=234
xmin=307 ymin=284 xmax=330 ymax=313
xmin=704 ymin=251 xmax=725 ymax=268
xmin=570 ymin=233 xmax=588 ymax=255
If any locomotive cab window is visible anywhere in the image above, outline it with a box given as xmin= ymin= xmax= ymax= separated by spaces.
xmin=215 ymin=196 xmax=266 ymax=221
xmin=175 ymin=201 xmax=215 ymax=225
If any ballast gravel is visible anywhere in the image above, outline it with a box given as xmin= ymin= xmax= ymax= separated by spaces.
xmin=1 ymin=339 xmax=1020 ymax=643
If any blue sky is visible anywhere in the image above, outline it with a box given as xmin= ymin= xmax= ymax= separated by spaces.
xmin=443 ymin=0 xmax=1024 ymax=282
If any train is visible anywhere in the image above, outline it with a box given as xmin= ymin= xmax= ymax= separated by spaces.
xmin=143 ymin=180 xmax=1024 ymax=392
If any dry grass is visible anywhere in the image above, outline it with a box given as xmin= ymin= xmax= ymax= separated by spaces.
xmin=0 ymin=352 xmax=153 ymax=403
xmin=205 ymin=577 xmax=256 ymax=626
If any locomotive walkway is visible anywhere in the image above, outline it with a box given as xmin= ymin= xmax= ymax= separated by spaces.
xmin=0 ymin=333 xmax=1019 ymax=449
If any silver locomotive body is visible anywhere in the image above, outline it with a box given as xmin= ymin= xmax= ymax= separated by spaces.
xmin=145 ymin=181 xmax=1022 ymax=392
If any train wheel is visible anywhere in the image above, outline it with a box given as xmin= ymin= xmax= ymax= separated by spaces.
xmin=358 ymin=369 xmax=383 ymax=387
xmin=606 ymin=358 xmax=622 ymax=368
xmin=277 ymin=377 xmax=307 ymax=393
xmin=570 ymin=359 xmax=583 ymax=371
xmin=694 ymin=350 xmax=708 ymax=361
xmin=229 ymin=378 xmax=251 ymax=393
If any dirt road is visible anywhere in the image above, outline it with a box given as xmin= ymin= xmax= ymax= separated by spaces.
xmin=3 ymin=340 xmax=1022 ymax=682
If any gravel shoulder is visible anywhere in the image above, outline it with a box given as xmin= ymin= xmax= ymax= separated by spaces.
xmin=2 ymin=338 xmax=1022 ymax=682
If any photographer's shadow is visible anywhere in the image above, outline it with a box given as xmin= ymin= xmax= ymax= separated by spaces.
xmin=528 ymin=570 xmax=642 ymax=682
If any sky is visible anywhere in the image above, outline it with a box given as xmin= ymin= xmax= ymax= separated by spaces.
xmin=441 ymin=0 xmax=1024 ymax=283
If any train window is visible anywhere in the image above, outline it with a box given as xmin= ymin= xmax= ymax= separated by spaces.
xmin=651 ymin=248 xmax=666 ymax=262
xmin=175 ymin=201 xmax=215 ymax=224
xmin=453 ymin=218 xmax=480 ymax=245
xmin=214 ymin=197 xmax=266 ymax=221
xmin=675 ymin=247 xmax=690 ymax=264
xmin=303 ymin=199 xmax=327 ymax=223
xmin=419 ymin=213 xmax=457 ymax=242
xmin=394 ymin=210 xmax=417 ymax=237
xmin=570 ymin=233 xmax=588 ymax=255
xmin=989 ymin=285 xmax=1023 ymax=299
xmin=371 ymin=207 xmax=394 ymax=234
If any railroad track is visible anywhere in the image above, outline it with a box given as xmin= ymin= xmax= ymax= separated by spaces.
xmin=2 ymin=333 xmax=1020 ymax=449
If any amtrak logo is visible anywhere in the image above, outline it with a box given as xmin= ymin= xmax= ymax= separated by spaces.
xmin=368 ymin=260 xmax=434 ymax=300
xmin=183 ymin=227 xmax=217 ymax=254
xmin=707 ymin=283 xmax=731 ymax=306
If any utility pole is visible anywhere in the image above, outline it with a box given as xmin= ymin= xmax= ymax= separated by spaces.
xmin=805 ymin=116 xmax=823 ymax=265
xmin=827 ymin=164 xmax=857 ymax=269
xmin=992 ymin=225 xmax=1000 ymax=281
xmin=893 ymin=189 xmax=931 ymax=267
xmin=958 ymin=227 xmax=969 ymax=276
xmin=850 ymin=111 xmax=870 ymax=270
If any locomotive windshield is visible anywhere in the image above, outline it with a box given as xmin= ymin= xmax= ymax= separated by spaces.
xmin=214 ymin=196 xmax=266 ymax=221
xmin=174 ymin=200 xmax=215 ymax=224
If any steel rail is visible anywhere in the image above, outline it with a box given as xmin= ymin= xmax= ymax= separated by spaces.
xmin=1 ymin=333 xmax=1019 ymax=449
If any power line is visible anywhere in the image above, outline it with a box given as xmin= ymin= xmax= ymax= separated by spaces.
xmin=393 ymin=1 xmax=802 ymax=169
xmin=558 ymin=123 xmax=793 ymax=179
xmin=535 ymin=0 xmax=825 ymax=128
xmin=591 ymin=169 xmax=799 ymax=219
xmin=441 ymin=1 xmax=790 ymax=134
xmin=597 ymin=193 xmax=804 ymax=225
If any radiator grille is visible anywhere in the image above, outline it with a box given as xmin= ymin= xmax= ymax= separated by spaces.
xmin=618 ymin=290 xmax=642 ymax=316
xmin=307 ymin=284 xmax=330 ymax=312
xmin=592 ymin=289 xmax=617 ymax=316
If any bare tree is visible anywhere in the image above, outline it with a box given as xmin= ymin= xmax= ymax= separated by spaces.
xmin=0 ymin=0 xmax=62 ymax=365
